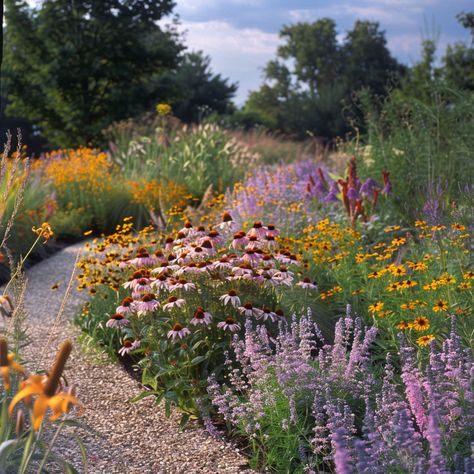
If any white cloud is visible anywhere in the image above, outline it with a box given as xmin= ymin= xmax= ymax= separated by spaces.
xmin=176 ymin=20 xmax=279 ymax=103
xmin=289 ymin=3 xmax=426 ymax=26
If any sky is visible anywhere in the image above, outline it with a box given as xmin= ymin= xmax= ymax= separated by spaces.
xmin=25 ymin=0 xmax=473 ymax=105
xmin=171 ymin=0 xmax=473 ymax=104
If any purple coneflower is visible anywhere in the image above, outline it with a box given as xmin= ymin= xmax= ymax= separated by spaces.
xmin=119 ymin=339 xmax=140 ymax=357
xmin=217 ymin=317 xmax=241 ymax=332
xmin=247 ymin=221 xmax=267 ymax=240
xmin=257 ymin=307 xmax=277 ymax=322
xmin=190 ymin=307 xmax=213 ymax=326
xmin=297 ymin=277 xmax=318 ymax=290
xmin=167 ymin=323 xmax=191 ymax=340
xmin=162 ymin=296 xmax=186 ymax=311
xmin=238 ymin=302 xmax=263 ymax=318
xmin=116 ymin=296 xmax=135 ymax=315
xmin=231 ymin=231 xmax=248 ymax=250
xmin=170 ymin=278 xmax=196 ymax=292
xmin=118 ymin=339 xmax=140 ymax=356
xmin=219 ymin=289 xmax=241 ymax=307
xmin=106 ymin=313 xmax=130 ymax=328
xmin=136 ymin=293 xmax=160 ymax=314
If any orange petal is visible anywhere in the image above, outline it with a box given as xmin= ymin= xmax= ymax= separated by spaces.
xmin=32 ymin=396 xmax=49 ymax=431
xmin=0 ymin=366 xmax=10 ymax=391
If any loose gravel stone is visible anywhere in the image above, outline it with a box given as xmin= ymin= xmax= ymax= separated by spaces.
xmin=13 ymin=242 xmax=255 ymax=474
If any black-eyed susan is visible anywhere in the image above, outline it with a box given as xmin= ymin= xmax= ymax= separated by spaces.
xmin=451 ymin=223 xmax=465 ymax=231
xmin=416 ymin=334 xmax=435 ymax=346
xmin=412 ymin=316 xmax=430 ymax=331
xmin=386 ymin=282 xmax=400 ymax=292
xmin=400 ymin=279 xmax=417 ymax=289
xmin=368 ymin=270 xmax=383 ymax=279
xmin=368 ymin=302 xmax=384 ymax=313
xmin=396 ymin=320 xmax=410 ymax=330
xmin=9 ymin=340 xmax=82 ymax=430
xmin=463 ymin=271 xmax=474 ymax=280
xmin=432 ymin=299 xmax=448 ymax=312
xmin=458 ymin=281 xmax=471 ymax=290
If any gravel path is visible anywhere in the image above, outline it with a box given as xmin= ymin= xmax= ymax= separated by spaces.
xmin=13 ymin=242 xmax=254 ymax=473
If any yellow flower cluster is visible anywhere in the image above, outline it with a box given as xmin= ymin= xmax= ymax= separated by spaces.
xmin=156 ymin=103 xmax=172 ymax=116
xmin=39 ymin=148 xmax=114 ymax=196
xmin=32 ymin=222 xmax=54 ymax=242
xmin=127 ymin=179 xmax=190 ymax=215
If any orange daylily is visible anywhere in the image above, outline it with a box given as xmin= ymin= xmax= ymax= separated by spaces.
xmin=8 ymin=340 xmax=82 ymax=431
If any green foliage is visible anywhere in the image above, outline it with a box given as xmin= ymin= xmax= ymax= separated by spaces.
xmin=240 ymin=19 xmax=404 ymax=140
xmin=108 ymin=121 xmax=260 ymax=200
xmin=356 ymin=84 xmax=474 ymax=222
xmin=158 ymin=51 xmax=238 ymax=123
xmin=3 ymin=0 xmax=182 ymax=147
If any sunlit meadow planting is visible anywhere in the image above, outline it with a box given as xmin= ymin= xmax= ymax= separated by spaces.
xmin=74 ymin=142 xmax=473 ymax=472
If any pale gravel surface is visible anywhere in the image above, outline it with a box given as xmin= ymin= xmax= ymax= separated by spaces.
xmin=15 ymin=242 xmax=254 ymax=474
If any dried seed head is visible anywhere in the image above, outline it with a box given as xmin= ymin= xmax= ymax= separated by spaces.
xmin=44 ymin=340 xmax=73 ymax=397
xmin=0 ymin=338 xmax=8 ymax=367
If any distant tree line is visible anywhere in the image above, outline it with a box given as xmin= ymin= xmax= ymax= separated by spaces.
xmin=1 ymin=1 xmax=473 ymax=150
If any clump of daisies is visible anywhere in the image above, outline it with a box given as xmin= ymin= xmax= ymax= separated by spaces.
xmin=101 ymin=214 xmax=318 ymax=415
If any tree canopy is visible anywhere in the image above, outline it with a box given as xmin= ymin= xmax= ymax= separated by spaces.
xmin=242 ymin=19 xmax=405 ymax=140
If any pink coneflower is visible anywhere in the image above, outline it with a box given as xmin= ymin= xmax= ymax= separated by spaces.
xmin=231 ymin=262 xmax=253 ymax=277
xmin=231 ymin=231 xmax=248 ymax=250
xmin=162 ymin=296 xmax=186 ymax=311
xmin=274 ymin=252 xmax=292 ymax=264
xmin=106 ymin=313 xmax=130 ymax=328
xmin=179 ymin=221 xmax=194 ymax=236
xmin=199 ymin=239 xmax=216 ymax=255
xmin=216 ymin=211 xmax=235 ymax=231
xmin=217 ymin=317 xmax=241 ymax=332
xmin=245 ymin=236 xmax=261 ymax=250
xmin=206 ymin=230 xmax=224 ymax=246
xmin=297 ymin=277 xmax=318 ymax=290
xmin=170 ymin=278 xmax=196 ymax=292
xmin=196 ymin=261 xmax=212 ymax=273
xmin=116 ymin=296 xmax=135 ymax=315
xmin=213 ymin=256 xmax=232 ymax=270
xmin=243 ymin=249 xmax=261 ymax=265
xmin=257 ymin=307 xmax=277 ymax=322
xmin=122 ymin=270 xmax=150 ymax=289
xmin=269 ymin=266 xmax=294 ymax=285
xmin=167 ymin=323 xmax=191 ymax=340
xmin=265 ymin=224 xmax=279 ymax=237
xmin=164 ymin=237 xmax=175 ymax=251
xmin=238 ymin=302 xmax=263 ymax=318
xmin=190 ymin=246 xmax=205 ymax=258
xmin=131 ymin=278 xmax=152 ymax=297
xmin=118 ymin=339 xmax=141 ymax=356
xmin=190 ymin=307 xmax=213 ymax=326
xmin=128 ymin=249 xmax=157 ymax=267
xmin=150 ymin=275 xmax=168 ymax=292
xmin=262 ymin=272 xmax=281 ymax=287
xmin=264 ymin=234 xmax=277 ymax=248
xmin=136 ymin=293 xmax=160 ymax=314
xmin=219 ymin=289 xmax=241 ymax=307
xmin=247 ymin=221 xmax=267 ymax=240
xmin=151 ymin=262 xmax=179 ymax=276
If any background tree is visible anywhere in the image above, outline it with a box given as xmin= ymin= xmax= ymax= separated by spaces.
xmin=158 ymin=51 xmax=237 ymax=123
xmin=3 ymin=0 xmax=183 ymax=147
xmin=441 ymin=12 xmax=474 ymax=91
xmin=240 ymin=18 xmax=404 ymax=141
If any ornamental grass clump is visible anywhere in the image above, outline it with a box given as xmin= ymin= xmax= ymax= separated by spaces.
xmin=208 ymin=307 xmax=473 ymax=473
